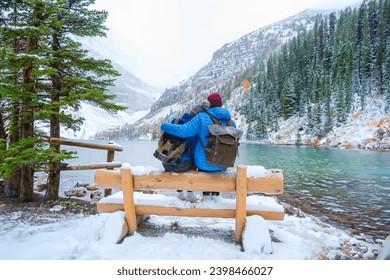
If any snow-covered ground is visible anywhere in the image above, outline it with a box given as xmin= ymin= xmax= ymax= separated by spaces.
xmin=0 ymin=207 xmax=356 ymax=260
xmin=1 ymin=165 xmax=389 ymax=279
xmin=266 ymin=97 xmax=390 ymax=150
xmin=0 ymin=165 xmax=387 ymax=261
xmin=0 ymin=200 xmax=388 ymax=279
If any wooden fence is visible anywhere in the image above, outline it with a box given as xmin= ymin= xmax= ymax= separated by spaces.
xmin=45 ymin=137 xmax=123 ymax=195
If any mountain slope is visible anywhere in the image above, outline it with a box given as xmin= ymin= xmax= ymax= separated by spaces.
xmin=108 ymin=62 xmax=160 ymax=112
xmin=99 ymin=9 xmax=328 ymax=140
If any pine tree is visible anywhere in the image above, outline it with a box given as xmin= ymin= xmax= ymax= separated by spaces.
xmin=44 ymin=0 xmax=124 ymax=200
xmin=246 ymin=121 xmax=253 ymax=140
xmin=282 ymin=76 xmax=298 ymax=118
xmin=0 ymin=0 xmax=125 ymax=201
xmin=0 ymin=0 xmax=47 ymax=200
xmin=254 ymin=110 xmax=267 ymax=140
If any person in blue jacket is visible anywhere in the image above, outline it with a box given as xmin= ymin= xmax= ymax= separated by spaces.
xmin=161 ymin=101 xmax=210 ymax=202
xmin=160 ymin=92 xmax=236 ymax=200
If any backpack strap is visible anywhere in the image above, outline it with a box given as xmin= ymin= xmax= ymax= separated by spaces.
xmin=205 ymin=111 xmax=220 ymax=124
xmin=205 ymin=111 xmax=233 ymax=126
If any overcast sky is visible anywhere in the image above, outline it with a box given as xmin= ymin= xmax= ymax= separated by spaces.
xmin=92 ymin=0 xmax=362 ymax=88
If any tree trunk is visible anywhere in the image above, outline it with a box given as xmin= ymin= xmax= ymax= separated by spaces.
xmin=19 ymin=165 xmax=33 ymax=202
xmin=18 ymin=109 xmax=34 ymax=202
xmin=47 ymin=106 xmax=61 ymax=201
xmin=18 ymin=37 xmax=35 ymax=202
xmin=47 ymin=33 xmax=63 ymax=200
xmin=0 ymin=106 xmax=6 ymax=142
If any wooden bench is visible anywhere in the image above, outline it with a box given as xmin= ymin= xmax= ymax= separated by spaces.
xmin=95 ymin=164 xmax=284 ymax=243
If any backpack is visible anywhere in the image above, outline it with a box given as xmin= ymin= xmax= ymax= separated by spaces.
xmin=153 ymin=114 xmax=194 ymax=172
xmin=153 ymin=131 xmax=187 ymax=165
xmin=204 ymin=112 xmax=243 ymax=167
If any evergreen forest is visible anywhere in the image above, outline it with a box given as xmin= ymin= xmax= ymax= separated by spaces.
xmin=242 ymin=0 xmax=390 ymax=141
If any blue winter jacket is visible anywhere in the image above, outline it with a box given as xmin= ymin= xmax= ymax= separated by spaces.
xmin=161 ymin=107 xmax=236 ymax=171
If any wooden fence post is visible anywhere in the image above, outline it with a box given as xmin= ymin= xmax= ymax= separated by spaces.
xmin=121 ymin=166 xmax=137 ymax=235
xmin=235 ymin=165 xmax=247 ymax=243
xmin=104 ymin=143 xmax=116 ymax=197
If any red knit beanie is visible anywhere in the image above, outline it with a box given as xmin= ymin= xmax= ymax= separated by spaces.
xmin=207 ymin=92 xmax=222 ymax=107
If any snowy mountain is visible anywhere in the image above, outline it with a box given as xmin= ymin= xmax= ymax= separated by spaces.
xmin=60 ymin=35 xmax=162 ymax=139
xmin=95 ymin=9 xmax=330 ymax=140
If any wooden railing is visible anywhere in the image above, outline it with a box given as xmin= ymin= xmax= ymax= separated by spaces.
xmin=45 ymin=137 xmax=123 ymax=196
xmin=46 ymin=137 xmax=123 ymax=171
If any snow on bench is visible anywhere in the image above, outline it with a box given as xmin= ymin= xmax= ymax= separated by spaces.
xmin=99 ymin=190 xmax=283 ymax=212
xmin=95 ymin=164 xmax=285 ymax=244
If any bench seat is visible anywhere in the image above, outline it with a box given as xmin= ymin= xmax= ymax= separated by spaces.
xmin=98 ymin=191 xmax=285 ymax=220
xmin=95 ymin=164 xmax=285 ymax=243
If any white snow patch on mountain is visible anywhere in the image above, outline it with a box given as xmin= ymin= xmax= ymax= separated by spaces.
xmin=61 ymin=102 xmax=148 ymax=139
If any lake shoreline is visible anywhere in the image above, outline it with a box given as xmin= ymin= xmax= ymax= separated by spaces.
xmin=242 ymin=139 xmax=390 ymax=152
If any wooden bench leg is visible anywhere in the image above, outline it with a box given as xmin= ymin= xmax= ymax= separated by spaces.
xmin=235 ymin=165 xmax=247 ymax=243
xmin=121 ymin=167 xmax=137 ymax=235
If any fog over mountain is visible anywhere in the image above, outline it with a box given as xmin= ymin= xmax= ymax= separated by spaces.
xmin=61 ymin=36 xmax=163 ymax=138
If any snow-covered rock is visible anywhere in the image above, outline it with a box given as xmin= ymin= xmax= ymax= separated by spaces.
xmin=64 ymin=187 xmax=88 ymax=197
xmin=99 ymin=211 xmax=128 ymax=244
xmin=377 ymin=236 xmax=390 ymax=260
xmin=242 ymin=215 xmax=272 ymax=254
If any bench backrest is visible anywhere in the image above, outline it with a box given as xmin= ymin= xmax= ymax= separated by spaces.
xmin=94 ymin=167 xmax=284 ymax=194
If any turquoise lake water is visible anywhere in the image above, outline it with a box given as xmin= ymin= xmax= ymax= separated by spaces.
xmin=61 ymin=140 xmax=390 ymax=239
